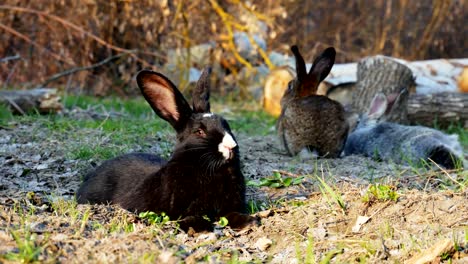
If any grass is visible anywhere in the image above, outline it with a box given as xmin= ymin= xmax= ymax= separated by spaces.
xmin=107 ymin=214 xmax=137 ymax=234
xmin=2 ymin=95 xmax=276 ymax=163
xmin=316 ymin=176 xmax=346 ymax=214
xmin=138 ymin=211 xmax=170 ymax=226
xmin=1 ymin=94 xmax=468 ymax=263
xmin=247 ymin=199 xmax=268 ymax=214
xmin=4 ymin=230 xmax=44 ymax=263
xmin=63 ymin=94 xmax=153 ymax=118
xmin=246 ymin=171 xmax=304 ymax=188
xmin=0 ymin=103 xmax=14 ymax=126
xmin=362 ymin=184 xmax=399 ymax=204
xmin=64 ymin=94 xmax=277 ymax=135
xmin=3 ymin=199 xmax=50 ymax=263
xmin=49 ymin=197 xmax=80 ymax=219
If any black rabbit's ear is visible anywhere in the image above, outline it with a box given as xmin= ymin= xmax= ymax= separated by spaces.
xmin=192 ymin=67 xmax=212 ymax=113
xmin=136 ymin=70 xmax=192 ymax=131
xmin=306 ymin=47 xmax=336 ymax=94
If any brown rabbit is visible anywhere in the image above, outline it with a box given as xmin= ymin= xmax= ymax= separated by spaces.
xmin=277 ymin=45 xmax=348 ymax=158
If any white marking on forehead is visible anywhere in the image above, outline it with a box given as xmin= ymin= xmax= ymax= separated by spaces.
xmin=218 ymin=132 xmax=237 ymax=159
xmin=203 ymin=113 xmax=214 ymax=118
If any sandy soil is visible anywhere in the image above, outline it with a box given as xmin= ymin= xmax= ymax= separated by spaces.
xmin=0 ymin=119 xmax=467 ymax=263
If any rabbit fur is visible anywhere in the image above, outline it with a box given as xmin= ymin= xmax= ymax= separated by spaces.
xmin=76 ymin=68 xmax=257 ymax=232
xmin=277 ymin=45 xmax=349 ymax=158
xmin=344 ymin=90 xmax=465 ymax=169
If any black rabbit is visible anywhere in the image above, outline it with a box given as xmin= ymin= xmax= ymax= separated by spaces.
xmin=76 ymin=68 xmax=257 ymax=232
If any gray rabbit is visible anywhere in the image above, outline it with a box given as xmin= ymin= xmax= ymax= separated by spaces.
xmin=344 ymin=89 xmax=465 ymax=169
xmin=277 ymin=45 xmax=349 ymax=158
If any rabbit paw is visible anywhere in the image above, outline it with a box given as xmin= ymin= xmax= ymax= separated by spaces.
xmin=178 ymin=215 xmax=213 ymax=234
xmin=224 ymin=212 xmax=261 ymax=230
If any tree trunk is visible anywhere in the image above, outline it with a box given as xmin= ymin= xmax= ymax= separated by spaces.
xmin=0 ymin=88 xmax=63 ymax=115
xmin=407 ymin=92 xmax=468 ymax=128
xmin=351 ymin=56 xmax=415 ymax=124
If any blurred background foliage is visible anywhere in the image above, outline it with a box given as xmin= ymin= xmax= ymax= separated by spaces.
xmin=0 ymin=0 xmax=466 ymax=96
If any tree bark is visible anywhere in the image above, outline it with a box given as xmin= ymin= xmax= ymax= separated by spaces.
xmin=407 ymin=92 xmax=468 ymax=128
xmin=0 ymin=88 xmax=63 ymax=115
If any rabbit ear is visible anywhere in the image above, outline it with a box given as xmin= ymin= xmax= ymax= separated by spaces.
xmin=192 ymin=67 xmax=212 ymax=113
xmin=290 ymin=45 xmax=308 ymax=97
xmin=368 ymin=93 xmax=388 ymax=120
xmin=291 ymin=45 xmax=307 ymax=81
xmin=136 ymin=70 xmax=193 ymax=131
xmin=385 ymin=87 xmax=409 ymax=114
xmin=306 ymin=47 xmax=335 ymax=94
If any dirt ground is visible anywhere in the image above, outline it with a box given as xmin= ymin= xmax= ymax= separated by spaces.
xmin=0 ymin=116 xmax=467 ymax=263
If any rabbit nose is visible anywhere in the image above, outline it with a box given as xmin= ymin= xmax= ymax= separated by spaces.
xmin=218 ymin=133 xmax=237 ymax=159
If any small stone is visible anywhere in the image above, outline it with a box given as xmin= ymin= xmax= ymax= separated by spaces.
xmin=35 ymin=163 xmax=49 ymax=170
xmin=51 ymin=233 xmax=68 ymax=241
xmin=257 ymin=209 xmax=273 ymax=218
xmin=195 ymin=232 xmax=218 ymax=243
xmin=157 ymin=251 xmax=177 ymax=264
xmin=254 ymin=237 xmax=272 ymax=251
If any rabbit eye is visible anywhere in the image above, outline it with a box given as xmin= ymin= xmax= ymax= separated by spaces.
xmin=194 ymin=128 xmax=206 ymax=137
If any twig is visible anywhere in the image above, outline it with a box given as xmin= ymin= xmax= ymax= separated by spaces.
xmin=209 ymin=0 xmax=253 ymax=70
xmin=0 ymin=5 xmax=158 ymax=67
xmin=3 ymin=59 xmax=19 ymax=88
xmin=428 ymin=158 xmax=465 ymax=189
xmin=272 ymin=170 xmax=303 ymax=178
xmin=245 ymin=33 xmax=274 ymax=70
xmin=368 ymin=201 xmax=391 ymax=219
xmin=412 ymin=0 xmax=450 ymax=60
xmin=4 ymin=97 xmax=26 ymax=115
xmin=0 ymin=22 xmax=74 ymax=65
xmin=0 ymin=54 xmax=21 ymax=63
xmin=312 ymin=41 xmax=361 ymax=61
xmin=41 ymin=53 xmax=127 ymax=87
xmin=0 ymin=5 xmax=130 ymax=54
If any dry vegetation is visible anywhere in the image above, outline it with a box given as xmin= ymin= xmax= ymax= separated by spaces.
xmin=1 ymin=0 xmax=466 ymax=95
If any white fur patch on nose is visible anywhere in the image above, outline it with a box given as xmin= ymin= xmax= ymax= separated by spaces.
xmin=218 ymin=132 xmax=237 ymax=159
xmin=203 ymin=113 xmax=214 ymax=118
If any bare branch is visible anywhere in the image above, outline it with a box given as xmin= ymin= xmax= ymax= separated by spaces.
xmin=0 ymin=22 xmax=74 ymax=65
xmin=0 ymin=5 xmax=161 ymax=67
xmin=41 ymin=53 xmax=128 ymax=87
xmin=0 ymin=54 xmax=21 ymax=63
xmin=209 ymin=0 xmax=253 ymax=70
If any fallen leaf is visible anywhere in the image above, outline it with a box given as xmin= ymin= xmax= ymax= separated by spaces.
xmin=352 ymin=215 xmax=371 ymax=233
xmin=310 ymin=226 xmax=327 ymax=240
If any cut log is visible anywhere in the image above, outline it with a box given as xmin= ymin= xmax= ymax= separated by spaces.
xmin=407 ymin=92 xmax=468 ymax=128
xmin=263 ymin=66 xmax=294 ymax=117
xmin=0 ymin=88 xmax=63 ymax=115
xmin=351 ymin=56 xmax=415 ymax=124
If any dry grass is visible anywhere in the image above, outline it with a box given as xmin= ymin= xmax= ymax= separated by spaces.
xmin=0 ymin=0 xmax=466 ymax=96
